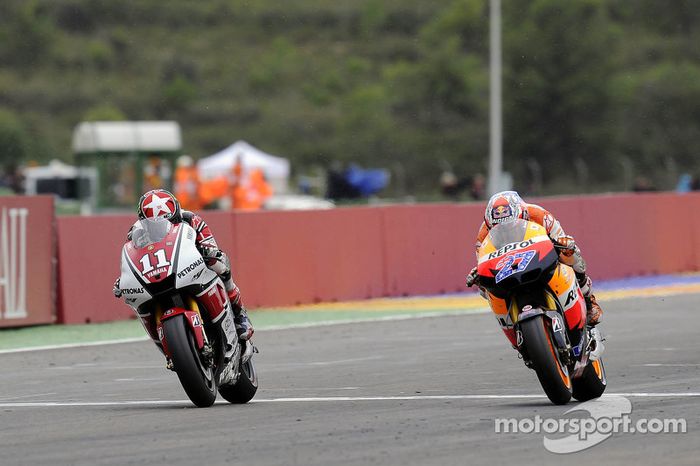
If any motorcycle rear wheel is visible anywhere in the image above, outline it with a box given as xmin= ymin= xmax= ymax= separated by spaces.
xmin=163 ymin=315 xmax=217 ymax=408
xmin=572 ymin=358 xmax=607 ymax=401
xmin=521 ymin=315 xmax=572 ymax=405
xmin=218 ymin=346 xmax=258 ymax=404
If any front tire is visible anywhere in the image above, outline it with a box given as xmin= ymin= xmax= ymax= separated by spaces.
xmin=520 ymin=315 xmax=572 ymax=405
xmin=572 ymin=358 xmax=607 ymax=401
xmin=219 ymin=345 xmax=258 ymax=404
xmin=163 ymin=315 xmax=217 ymax=407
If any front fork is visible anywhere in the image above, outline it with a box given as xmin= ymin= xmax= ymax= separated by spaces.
xmin=154 ymin=297 xmax=212 ymax=367
xmin=515 ymin=305 xmax=572 ymax=367
xmin=513 ymin=302 xmax=605 ymax=377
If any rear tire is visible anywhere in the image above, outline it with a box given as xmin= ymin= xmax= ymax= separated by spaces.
xmin=219 ymin=345 xmax=258 ymax=404
xmin=520 ymin=315 xmax=572 ymax=405
xmin=163 ymin=315 xmax=217 ymax=408
xmin=572 ymin=358 xmax=607 ymax=402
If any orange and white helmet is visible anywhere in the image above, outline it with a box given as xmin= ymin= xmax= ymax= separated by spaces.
xmin=484 ymin=191 xmax=526 ymax=228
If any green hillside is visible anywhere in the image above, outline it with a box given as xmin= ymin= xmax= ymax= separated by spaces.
xmin=2 ymin=0 xmax=700 ymax=196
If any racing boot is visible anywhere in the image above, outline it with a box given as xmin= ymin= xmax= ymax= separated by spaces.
xmin=232 ymin=305 xmax=254 ymax=341
xmin=577 ymin=272 xmax=603 ymax=326
xmin=225 ymin=279 xmax=254 ymax=341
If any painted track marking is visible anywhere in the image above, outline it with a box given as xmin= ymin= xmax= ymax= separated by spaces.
xmin=1 ymin=393 xmax=699 ymax=408
xmin=2 ymin=280 xmax=699 ymax=354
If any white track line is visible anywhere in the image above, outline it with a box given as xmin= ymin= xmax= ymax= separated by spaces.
xmin=259 ymin=309 xmax=488 ymax=331
xmin=0 ymin=393 xmax=698 ymax=408
xmin=641 ymin=363 xmax=700 ymax=367
xmin=0 ymin=311 xmax=483 ymax=355
xmin=0 ymin=337 xmax=149 ymax=354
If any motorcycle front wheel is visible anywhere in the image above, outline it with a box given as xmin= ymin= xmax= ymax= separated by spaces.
xmin=521 ymin=315 xmax=572 ymax=405
xmin=163 ymin=314 xmax=217 ymax=408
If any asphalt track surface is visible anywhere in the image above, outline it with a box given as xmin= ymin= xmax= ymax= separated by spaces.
xmin=1 ymin=293 xmax=698 ymax=466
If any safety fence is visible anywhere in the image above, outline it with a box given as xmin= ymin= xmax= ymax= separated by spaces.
xmin=1 ymin=192 xmax=698 ymax=326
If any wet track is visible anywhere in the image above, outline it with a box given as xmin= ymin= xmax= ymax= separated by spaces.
xmin=1 ymin=293 xmax=698 ymax=466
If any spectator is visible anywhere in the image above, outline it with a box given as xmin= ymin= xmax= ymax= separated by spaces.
xmin=469 ymin=173 xmax=486 ymax=200
xmin=173 ymin=155 xmax=203 ymax=210
xmin=692 ymin=173 xmax=700 ymax=191
xmin=0 ymin=164 xmax=24 ymax=194
xmin=439 ymin=171 xmax=461 ymax=200
xmin=632 ymin=176 xmax=656 ymax=192
xmin=232 ymin=168 xmax=273 ymax=210
xmin=439 ymin=171 xmax=483 ymax=201
xmin=326 ymin=163 xmax=361 ymax=200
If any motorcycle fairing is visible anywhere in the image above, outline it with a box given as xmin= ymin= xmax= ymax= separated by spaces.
xmin=157 ymin=307 xmax=207 ymax=357
xmin=547 ymin=262 xmax=585 ymax=331
xmin=125 ymin=223 xmax=183 ymax=284
xmin=173 ymin=225 xmax=217 ymax=290
xmin=489 ymin=289 xmax=561 ymax=347
xmin=477 ymin=221 xmax=559 ymax=290
xmin=119 ymin=222 xmax=185 ymax=311
xmin=477 ymin=219 xmax=586 ymax=345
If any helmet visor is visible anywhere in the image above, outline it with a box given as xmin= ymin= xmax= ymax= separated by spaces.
xmin=491 ymin=204 xmax=513 ymax=220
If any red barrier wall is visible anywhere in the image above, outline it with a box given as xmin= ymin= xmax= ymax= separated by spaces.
xmin=530 ymin=193 xmax=700 ymax=279
xmin=381 ymin=204 xmax=482 ymax=296
xmin=232 ymin=208 xmax=385 ymax=307
xmin=0 ymin=196 xmax=55 ymax=328
xmin=55 ymin=192 xmax=700 ymax=323
xmin=56 ymin=215 xmax=134 ymax=324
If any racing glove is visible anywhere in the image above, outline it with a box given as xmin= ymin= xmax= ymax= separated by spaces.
xmin=113 ymin=278 xmax=122 ymax=298
xmin=200 ymin=246 xmax=231 ymax=276
xmin=465 ymin=266 xmax=479 ymax=288
xmin=554 ymin=235 xmax=577 ymax=257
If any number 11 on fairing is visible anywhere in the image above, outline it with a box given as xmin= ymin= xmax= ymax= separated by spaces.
xmin=139 ymin=249 xmax=170 ymax=273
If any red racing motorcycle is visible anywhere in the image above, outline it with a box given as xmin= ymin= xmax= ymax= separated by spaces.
xmin=118 ymin=217 xmax=258 ymax=407
xmin=476 ymin=219 xmax=605 ymax=404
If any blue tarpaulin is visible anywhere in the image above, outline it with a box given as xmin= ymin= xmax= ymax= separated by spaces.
xmin=344 ymin=165 xmax=389 ymax=195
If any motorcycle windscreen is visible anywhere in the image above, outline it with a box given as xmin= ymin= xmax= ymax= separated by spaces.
xmin=477 ymin=220 xmax=558 ymax=289
xmin=478 ymin=219 xmax=548 ymax=261
xmin=487 ymin=218 xmax=530 ymax=249
xmin=131 ymin=217 xmax=173 ymax=249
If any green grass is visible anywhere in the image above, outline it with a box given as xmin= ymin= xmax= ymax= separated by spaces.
xmin=0 ymin=319 xmax=145 ymax=350
xmin=0 ymin=306 xmax=481 ymax=351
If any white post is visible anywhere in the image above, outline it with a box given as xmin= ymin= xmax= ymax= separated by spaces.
xmin=17 ymin=209 xmax=27 ymax=316
xmin=0 ymin=208 xmax=7 ymax=318
xmin=0 ymin=208 xmax=28 ymax=319
xmin=9 ymin=208 xmax=17 ymax=316
xmin=488 ymin=0 xmax=503 ymax=196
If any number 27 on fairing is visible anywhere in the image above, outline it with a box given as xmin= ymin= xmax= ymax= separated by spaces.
xmin=495 ymin=250 xmax=536 ymax=283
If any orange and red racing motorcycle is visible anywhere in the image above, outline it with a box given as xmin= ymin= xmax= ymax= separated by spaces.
xmin=475 ymin=219 xmax=605 ymax=405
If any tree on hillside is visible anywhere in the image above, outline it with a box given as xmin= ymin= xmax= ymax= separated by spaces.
xmin=503 ymin=0 xmax=618 ymax=192
xmin=0 ymin=110 xmax=32 ymax=171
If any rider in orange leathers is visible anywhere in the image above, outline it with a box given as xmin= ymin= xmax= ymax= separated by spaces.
xmin=466 ymin=191 xmax=603 ymax=326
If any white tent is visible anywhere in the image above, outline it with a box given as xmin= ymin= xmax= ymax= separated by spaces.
xmin=197 ymin=140 xmax=290 ymax=193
